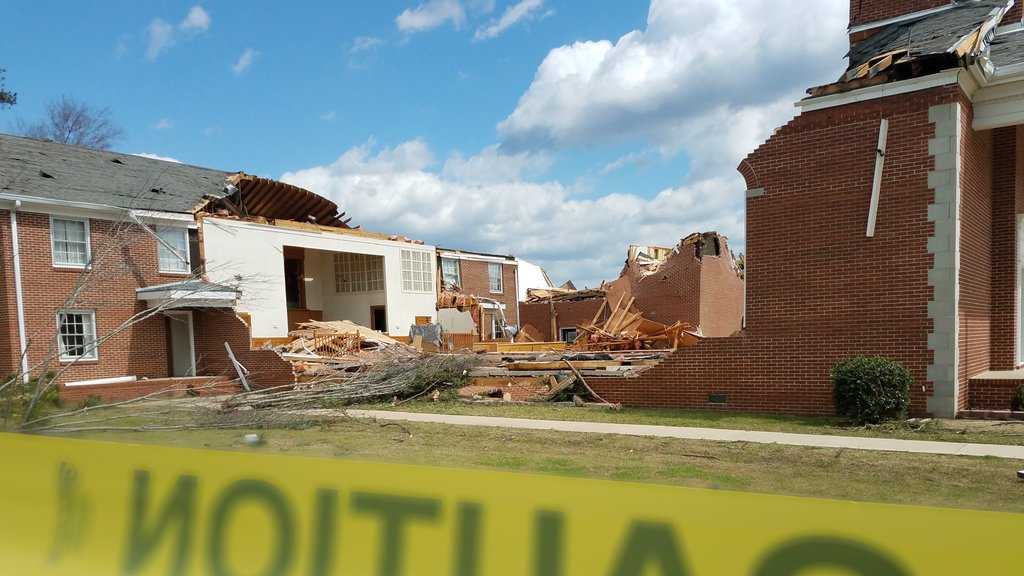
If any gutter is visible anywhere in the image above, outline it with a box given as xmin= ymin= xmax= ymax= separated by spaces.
xmin=9 ymin=201 xmax=30 ymax=383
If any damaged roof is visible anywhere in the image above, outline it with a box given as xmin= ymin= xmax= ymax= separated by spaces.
xmin=0 ymin=133 xmax=230 ymax=213
xmin=989 ymin=28 xmax=1024 ymax=66
xmin=810 ymin=0 xmax=1012 ymax=98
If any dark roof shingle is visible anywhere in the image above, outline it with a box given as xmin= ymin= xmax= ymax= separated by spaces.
xmin=0 ymin=133 xmax=230 ymax=213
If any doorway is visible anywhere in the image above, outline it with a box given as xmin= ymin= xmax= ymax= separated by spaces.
xmin=166 ymin=311 xmax=195 ymax=377
xmin=371 ymin=306 xmax=387 ymax=333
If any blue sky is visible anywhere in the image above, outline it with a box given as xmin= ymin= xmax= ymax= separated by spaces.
xmin=1 ymin=1 xmax=849 ymax=287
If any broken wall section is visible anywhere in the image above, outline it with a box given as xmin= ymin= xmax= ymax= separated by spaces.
xmin=603 ymin=232 xmax=743 ymax=337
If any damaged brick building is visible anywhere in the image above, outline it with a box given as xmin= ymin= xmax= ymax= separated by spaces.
xmin=587 ymin=0 xmax=1024 ymax=417
xmin=520 ymin=232 xmax=744 ymax=342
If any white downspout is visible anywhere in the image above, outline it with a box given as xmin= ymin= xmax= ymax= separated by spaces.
xmin=10 ymin=201 xmax=30 ymax=382
xmin=513 ymin=262 xmax=520 ymax=343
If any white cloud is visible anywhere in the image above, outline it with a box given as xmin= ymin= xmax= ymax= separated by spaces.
xmin=180 ymin=6 xmax=211 ymax=32
xmin=350 ymin=36 xmax=385 ymax=54
xmin=396 ymin=0 xmax=466 ymax=33
xmin=144 ymin=5 xmax=211 ymax=61
xmin=474 ymin=0 xmax=549 ymax=41
xmin=132 ymin=152 xmax=182 ymax=163
xmin=283 ymin=0 xmax=848 ymax=285
xmin=281 ymin=140 xmax=743 ymax=287
xmin=498 ymin=0 xmax=846 ymax=150
xmin=232 ymin=48 xmax=259 ymax=75
xmin=320 ymin=110 xmax=337 ymax=122
xmin=154 ymin=118 xmax=173 ymax=130
xmin=145 ymin=19 xmax=175 ymax=60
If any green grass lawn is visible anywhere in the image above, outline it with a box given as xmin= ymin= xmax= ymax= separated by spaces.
xmin=353 ymin=399 xmax=1024 ymax=446
xmin=46 ymin=408 xmax=1024 ymax=514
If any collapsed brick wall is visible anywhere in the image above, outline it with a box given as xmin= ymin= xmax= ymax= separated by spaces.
xmin=959 ymin=105 xmax=995 ymax=410
xmin=193 ymin=310 xmax=294 ymax=388
xmin=603 ymin=249 xmax=702 ymax=329
xmin=595 ymin=86 xmax=963 ymax=416
xmin=698 ymin=247 xmax=744 ymax=337
xmin=519 ymin=298 xmax=607 ymax=342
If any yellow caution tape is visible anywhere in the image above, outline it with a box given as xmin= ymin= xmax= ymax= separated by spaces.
xmin=1 ymin=432 xmax=1019 ymax=575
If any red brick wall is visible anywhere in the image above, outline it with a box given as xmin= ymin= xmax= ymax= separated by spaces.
xmin=193 ymin=310 xmax=294 ymax=388
xmin=604 ymin=251 xmax=701 ymax=328
xmin=602 ymin=86 xmax=963 ymax=416
xmin=698 ymin=248 xmax=744 ymax=337
xmin=0 ymin=211 xmax=16 ymax=378
xmin=2 ymin=211 xmax=181 ymax=386
xmin=959 ymin=107 xmax=994 ymax=411
xmin=519 ymin=298 xmax=607 ymax=342
xmin=990 ymin=127 xmax=1017 ymax=371
xmin=849 ymin=1 xmax=949 ymax=28
xmin=442 ymin=258 xmax=519 ymax=327
xmin=968 ymin=378 xmax=1023 ymax=411
xmin=60 ymin=376 xmax=239 ymax=404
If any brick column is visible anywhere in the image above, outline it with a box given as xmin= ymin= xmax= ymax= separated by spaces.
xmin=991 ymin=127 xmax=1018 ymax=370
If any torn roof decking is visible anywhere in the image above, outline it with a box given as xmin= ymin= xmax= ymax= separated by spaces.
xmin=221 ymin=173 xmax=352 ymax=228
xmin=810 ymin=1 xmax=1012 ymax=98
xmin=0 ymin=133 xmax=230 ymax=212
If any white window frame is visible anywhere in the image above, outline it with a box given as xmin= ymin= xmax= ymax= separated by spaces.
xmin=57 ymin=309 xmax=98 ymax=362
xmin=488 ymin=263 xmax=503 ymax=293
xmin=441 ymin=257 xmax=461 ymax=290
xmin=156 ymin=226 xmax=191 ymax=274
xmin=335 ymin=253 xmax=385 ymax=293
xmin=49 ymin=216 xmax=91 ymax=269
xmin=401 ymin=249 xmax=434 ymax=293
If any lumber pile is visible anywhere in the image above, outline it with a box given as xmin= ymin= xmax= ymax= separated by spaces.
xmin=574 ymin=296 xmax=701 ymax=351
xmin=275 ymin=320 xmax=417 ymax=377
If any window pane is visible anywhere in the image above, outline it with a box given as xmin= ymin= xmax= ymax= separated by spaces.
xmin=59 ymin=311 xmax=97 ymax=360
xmin=157 ymin=227 xmax=189 ymax=273
xmin=52 ymin=219 xmax=88 ymax=266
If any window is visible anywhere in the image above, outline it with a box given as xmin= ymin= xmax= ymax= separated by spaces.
xmin=50 ymin=217 xmax=90 ymax=268
xmin=58 ymin=310 xmax=97 ymax=361
xmin=156 ymin=226 xmax=190 ymax=273
xmin=488 ymin=263 xmax=503 ymax=293
xmin=335 ymin=253 xmax=384 ymax=293
xmin=441 ymin=257 xmax=461 ymax=289
xmin=401 ymin=250 xmax=434 ymax=292
xmin=559 ymin=327 xmax=578 ymax=344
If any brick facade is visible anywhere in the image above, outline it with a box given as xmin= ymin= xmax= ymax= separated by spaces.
xmin=1 ymin=211 xmax=175 ymax=385
xmin=438 ymin=253 xmax=519 ymax=340
xmin=849 ymin=1 xmax=949 ymax=29
xmin=0 ymin=208 xmax=292 ymax=402
xmin=592 ymin=87 xmax=964 ymax=416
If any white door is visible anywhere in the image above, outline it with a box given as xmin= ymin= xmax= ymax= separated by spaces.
xmin=168 ymin=312 xmax=196 ymax=377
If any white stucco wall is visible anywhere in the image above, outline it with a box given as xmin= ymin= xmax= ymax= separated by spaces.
xmin=201 ymin=217 xmax=437 ymax=338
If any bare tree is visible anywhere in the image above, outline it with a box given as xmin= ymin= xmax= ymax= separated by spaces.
xmin=0 ymin=68 xmax=15 ymax=108
xmin=17 ymin=96 xmax=122 ymax=149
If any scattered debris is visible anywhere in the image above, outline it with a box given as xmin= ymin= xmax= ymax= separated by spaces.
xmin=274 ymin=320 xmax=418 ymax=377
xmin=574 ymin=295 xmax=701 ymax=351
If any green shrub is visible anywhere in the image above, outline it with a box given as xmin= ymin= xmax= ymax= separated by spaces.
xmin=1012 ymin=384 xmax=1024 ymax=412
xmin=831 ymin=356 xmax=911 ymax=424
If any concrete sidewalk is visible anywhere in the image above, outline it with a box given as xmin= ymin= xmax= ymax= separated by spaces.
xmin=346 ymin=409 xmax=1024 ymax=460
